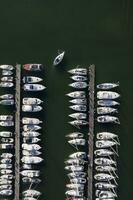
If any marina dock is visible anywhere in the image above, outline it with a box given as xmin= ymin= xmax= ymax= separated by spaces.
xmin=88 ymin=64 xmax=95 ymax=200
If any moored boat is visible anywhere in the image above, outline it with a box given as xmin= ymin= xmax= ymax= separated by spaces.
xmin=21 ymin=156 xmax=43 ymax=164
xmin=0 ymin=121 xmax=14 ymax=127
xmin=94 ymin=173 xmax=115 ymax=181
xmin=22 ymin=105 xmax=42 ymax=112
xmin=2 ymin=70 xmax=13 ymax=76
xmin=97 ymin=82 xmax=119 ymax=90
xmin=68 ymin=120 xmax=88 ymax=127
xmin=94 ymin=158 xmax=116 ymax=165
xmin=94 ymin=149 xmax=114 ymax=157
xmin=1 ymin=77 xmax=13 ymax=82
xmin=23 ymin=137 xmax=40 ymax=143
xmin=0 ymin=131 xmax=13 ymax=137
xmin=70 ymin=75 xmax=87 ymax=82
xmin=22 ymin=98 xmax=43 ymax=105
xmin=68 ymin=138 xmax=86 ymax=146
xmin=22 ymin=131 xmax=40 ymax=137
xmin=69 ymin=113 xmax=87 ymax=120
xmin=97 ymin=107 xmax=117 ymax=114
xmin=95 ymin=182 xmax=117 ymax=190
xmin=69 ymin=105 xmax=87 ymax=112
xmin=97 ymin=91 xmax=120 ymax=99
xmin=69 ymin=152 xmax=86 ymax=159
xmin=66 ymin=91 xmax=86 ymax=98
xmin=96 ymin=190 xmax=117 ymax=198
xmin=69 ymin=98 xmax=87 ymax=105
xmin=96 ymin=140 xmax=117 ymax=148
xmin=23 ymin=76 xmax=43 ymax=83
xmin=0 ymin=115 xmax=13 ymax=121
xmin=0 ymin=99 xmax=14 ymax=105
xmin=97 ymin=132 xmax=118 ymax=140
xmin=20 ymin=170 xmax=40 ymax=177
xmin=95 ymin=165 xmax=116 ymax=172
xmin=22 ymin=150 xmax=41 ymax=156
xmin=24 ymin=84 xmax=46 ymax=91
xmin=22 ymin=117 xmax=42 ymax=124
xmin=23 ymin=64 xmax=42 ymax=71
xmin=69 ymin=82 xmax=88 ymax=89
xmin=97 ymin=100 xmax=120 ymax=107
xmin=65 ymin=132 xmax=84 ymax=139
xmin=68 ymin=68 xmax=87 ymax=75
xmin=0 ymin=65 xmax=14 ymax=70
xmin=22 ymin=144 xmax=41 ymax=151
xmin=0 ymin=82 xmax=13 ymax=87
xmin=23 ymin=125 xmax=41 ymax=131
xmin=0 ymin=94 xmax=13 ymax=99
xmin=97 ymin=115 xmax=120 ymax=124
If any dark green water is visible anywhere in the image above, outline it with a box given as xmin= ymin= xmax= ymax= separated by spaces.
xmin=0 ymin=0 xmax=133 ymax=199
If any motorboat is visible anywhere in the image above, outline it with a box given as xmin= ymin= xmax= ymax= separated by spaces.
xmin=97 ymin=132 xmax=118 ymax=140
xmin=22 ymin=131 xmax=40 ymax=137
xmin=68 ymin=139 xmax=86 ymax=146
xmin=97 ymin=116 xmax=120 ymax=124
xmin=21 ymin=156 xmax=43 ymax=164
xmin=94 ymin=149 xmax=114 ymax=157
xmin=66 ymin=132 xmax=84 ymax=139
xmin=23 ymin=64 xmax=42 ymax=71
xmin=1 ymin=153 xmax=13 ymax=158
xmin=0 ymin=131 xmax=13 ymax=137
xmin=69 ymin=82 xmax=88 ymax=89
xmin=0 ymin=82 xmax=13 ymax=87
xmin=0 ymin=65 xmax=14 ymax=70
xmin=20 ymin=170 xmax=40 ymax=177
xmin=0 ymin=174 xmax=13 ymax=180
xmin=94 ymin=173 xmax=115 ymax=181
xmin=95 ymin=182 xmax=116 ymax=190
xmin=23 ymin=76 xmax=43 ymax=83
xmin=95 ymin=165 xmax=116 ymax=172
xmin=68 ymin=68 xmax=87 ymax=75
xmin=22 ymin=164 xmax=32 ymax=169
xmin=0 ymin=185 xmax=12 ymax=190
xmin=23 ymin=137 xmax=40 ymax=143
xmin=22 ymin=150 xmax=41 ymax=156
xmin=0 ymin=144 xmax=13 ymax=149
xmin=70 ymin=178 xmax=86 ymax=184
xmin=0 ymin=115 xmax=13 ymax=121
xmin=65 ymin=190 xmax=84 ymax=197
xmin=23 ymin=189 xmax=41 ymax=197
xmin=65 ymin=158 xmax=86 ymax=165
xmin=0 ymin=121 xmax=14 ymax=126
xmin=69 ymin=113 xmax=87 ymax=120
xmin=0 ymin=164 xmax=12 ymax=169
xmin=97 ymin=100 xmax=120 ymax=107
xmin=97 ymin=82 xmax=119 ymax=90
xmin=0 ymin=189 xmax=13 ymax=196
xmin=68 ymin=120 xmax=88 ymax=127
xmin=22 ymin=117 xmax=42 ymax=124
xmin=23 ymin=97 xmax=43 ymax=105
xmin=96 ymin=190 xmax=117 ymax=198
xmin=69 ymin=98 xmax=87 ymax=105
xmin=0 ymin=169 xmax=12 ymax=174
xmin=24 ymin=84 xmax=46 ymax=91
xmin=96 ymin=140 xmax=117 ymax=148
xmin=22 ymin=177 xmax=41 ymax=184
xmin=66 ymin=183 xmax=84 ymax=190
xmin=94 ymin=158 xmax=116 ymax=166
xmin=64 ymin=165 xmax=84 ymax=172
xmin=22 ymin=105 xmax=42 ymax=112
xmin=23 ymin=198 xmax=37 ymax=200
xmin=2 ymin=70 xmax=13 ymax=76
xmin=1 ymin=138 xmax=14 ymax=143
xmin=97 ymin=107 xmax=117 ymax=114
xmin=1 ymin=158 xmax=12 ymax=164
xmin=53 ymin=51 xmax=65 ymax=66
xmin=97 ymin=91 xmax=120 ymax=99
xmin=23 ymin=125 xmax=41 ymax=131
xmin=0 ymin=179 xmax=12 ymax=185
xmin=69 ymin=152 xmax=86 ymax=159
xmin=67 ymin=172 xmax=86 ymax=178
xmin=69 ymin=105 xmax=87 ymax=112
xmin=0 ymin=99 xmax=14 ymax=105
xmin=70 ymin=75 xmax=87 ymax=82
xmin=1 ymin=77 xmax=13 ymax=82
xmin=0 ymin=94 xmax=13 ymax=99
xmin=22 ymin=144 xmax=41 ymax=151
xmin=66 ymin=91 xmax=86 ymax=98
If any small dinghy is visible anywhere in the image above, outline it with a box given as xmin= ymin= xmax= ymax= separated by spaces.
xmin=67 ymin=171 xmax=86 ymax=178
xmin=65 ymin=190 xmax=84 ymax=197
xmin=69 ymin=120 xmax=88 ymax=127
xmin=97 ymin=115 xmax=120 ymax=124
xmin=22 ymin=105 xmax=42 ymax=112
xmin=70 ymin=75 xmax=87 ymax=82
xmin=0 ymin=121 xmax=14 ymax=127
xmin=96 ymin=140 xmax=117 ymax=148
xmin=69 ymin=98 xmax=87 ymax=105
xmin=53 ymin=51 xmax=65 ymax=66
xmin=23 ymin=137 xmax=40 ymax=143
xmin=66 ymin=132 xmax=84 ymax=139
xmin=70 ymin=178 xmax=86 ymax=184
xmin=69 ymin=113 xmax=87 ymax=120
xmin=97 ymin=82 xmax=119 ymax=90
xmin=68 ymin=68 xmax=87 ymax=75
xmin=23 ymin=64 xmax=42 ymax=71
xmin=69 ymin=82 xmax=88 ymax=89
xmin=0 ymin=65 xmax=14 ymax=70
xmin=97 ymin=107 xmax=117 ymax=114
xmin=68 ymin=138 xmax=86 ymax=146
xmin=0 ymin=82 xmax=13 ymax=87
xmin=94 ymin=158 xmax=116 ymax=166
xmin=1 ymin=77 xmax=13 ymax=82
xmin=0 ymin=99 xmax=14 ymax=105
xmin=66 ymin=183 xmax=84 ymax=190
xmin=23 ymin=125 xmax=41 ymax=131
xmin=22 ymin=131 xmax=40 ymax=137
xmin=97 ymin=100 xmax=120 ymax=107
xmin=24 ymin=84 xmax=46 ymax=91
xmin=21 ymin=170 xmax=40 ymax=177
xmin=23 ymin=189 xmax=41 ymax=197
xmin=66 ymin=91 xmax=86 ymax=98
xmin=0 ymin=131 xmax=13 ymax=137
xmin=69 ymin=105 xmax=87 ymax=112
xmin=97 ymin=91 xmax=120 ymax=99
xmin=0 ymin=115 xmax=13 ymax=121
xmin=0 ymin=94 xmax=13 ymax=99
xmin=97 ymin=132 xmax=118 ymax=140
xmin=95 ymin=182 xmax=116 ymax=190
xmin=95 ymin=165 xmax=116 ymax=172
xmin=0 ymin=169 xmax=12 ymax=174
xmin=94 ymin=173 xmax=115 ymax=181
xmin=23 ymin=76 xmax=43 ymax=83
xmin=0 ymin=158 xmax=12 ymax=164
xmin=0 ymin=189 xmax=13 ymax=196
xmin=23 ymin=97 xmax=43 ymax=105
xmin=69 ymin=152 xmax=86 ymax=159
xmin=21 ymin=156 xmax=43 ymax=164
xmin=65 ymin=165 xmax=84 ymax=172
xmin=22 ymin=150 xmax=41 ymax=156
xmin=22 ymin=177 xmax=41 ymax=184
xmin=2 ymin=70 xmax=13 ymax=76
xmin=94 ymin=149 xmax=114 ymax=157
xmin=96 ymin=190 xmax=117 ymax=199
xmin=0 ymin=164 xmax=12 ymax=169
xmin=22 ymin=117 xmax=42 ymax=124
xmin=22 ymin=144 xmax=41 ymax=151
xmin=1 ymin=153 xmax=13 ymax=158
xmin=1 ymin=138 xmax=14 ymax=143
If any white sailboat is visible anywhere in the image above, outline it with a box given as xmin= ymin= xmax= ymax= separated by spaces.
xmin=94 ymin=158 xmax=116 ymax=165
xmin=23 ymin=125 xmax=41 ymax=131
xmin=2 ymin=70 xmax=13 ymax=76
xmin=23 ymin=97 xmax=43 ymax=105
xmin=0 ymin=65 xmax=14 ymax=70
xmin=65 ymin=165 xmax=84 ymax=172
xmin=95 ymin=182 xmax=117 ymax=190
xmin=69 ymin=152 xmax=86 ymax=159
xmin=21 ymin=156 xmax=43 ymax=164
xmin=94 ymin=173 xmax=115 ymax=181
xmin=69 ymin=105 xmax=87 ymax=112
xmin=22 ymin=131 xmax=40 ymax=137
xmin=69 ymin=120 xmax=88 ymax=126
xmin=0 ymin=82 xmax=13 ymax=87
xmin=23 ymin=76 xmax=43 ymax=83
xmin=66 ymin=91 xmax=86 ymax=98
xmin=22 ymin=150 xmax=41 ymax=156
xmin=66 ymin=132 xmax=84 ymax=139
xmin=68 ymin=172 xmax=86 ymax=178
xmin=97 ymin=100 xmax=120 ymax=106
xmin=24 ymin=84 xmax=46 ymax=91
xmin=95 ymin=165 xmax=116 ymax=172
xmin=23 ymin=137 xmax=40 ymax=143
xmin=53 ymin=51 xmax=65 ymax=66
xmin=68 ymin=138 xmax=86 ymax=146
xmin=97 ymin=91 xmax=120 ymax=99
xmin=69 ymin=98 xmax=87 ymax=105
xmin=97 ymin=107 xmax=117 ymax=114
xmin=97 ymin=132 xmax=118 ymax=140
xmin=1 ymin=153 xmax=13 ymax=158
xmin=70 ymin=178 xmax=86 ymax=184
xmin=0 ymin=164 xmax=12 ymax=169
xmin=0 ymin=131 xmax=13 ymax=137
xmin=96 ymin=140 xmax=117 ymax=148
xmin=68 ymin=68 xmax=87 ymax=75
xmin=70 ymin=75 xmax=87 ymax=82
xmin=22 ymin=117 xmax=42 ymax=124
xmin=0 ymin=115 xmax=13 ymax=121
xmin=0 ymin=99 xmax=14 ymax=105
xmin=69 ymin=113 xmax=87 ymax=120
xmin=97 ymin=115 xmax=120 ymax=124
xmin=0 ymin=94 xmax=13 ymax=99
xmin=1 ymin=77 xmax=13 ymax=82
xmin=0 ymin=121 xmax=14 ymax=127
xmin=0 ymin=189 xmax=13 ymax=196
xmin=66 ymin=183 xmax=84 ymax=190
xmin=65 ymin=190 xmax=84 ymax=197
xmin=20 ymin=170 xmax=40 ymax=177
xmin=94 ymin=149 xmax=114 ymax=157
xmin=0 ymin=169 xmax=12 ymax=174
xmin=69 ymin=82 xmax=88 ymax=89
xmin=97 ymin=82 xmax=119 ymax=90
xmin=22 ymin=105 xmax=42 ymax=112
xmin=22 ymin=144 xmax=41 ymax=151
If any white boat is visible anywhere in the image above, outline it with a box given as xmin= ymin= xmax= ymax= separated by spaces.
xmin=22 ymin=144 xmax=41 ymax=151
xmin=2 ymin=70 xmax=13 ymax=76
xmin=0 ymin=144 xmax=13 ymax=149
xmin=1 ymin=158 xmax=12 ymax=164
xmin=23 ymin=198 xmax=37 ymax=200
xmin=23 ymin=97 xmax=43 ymax=105
xmin=22 ymin=117 xmax=42 ymax=124
xmin=23 ymin=76 xmax=43 ymax=83
xmin=0 ymin=115 xmax=13 ymax=121
xmin=64 ymin=165 xmax=84 ymax=172
xmin=21 ymin=156 xmax=43 ymax=164
xmin=70 ymin=75 xmax=87 ymax=82
xmin=97 ymin=107 xmax=117 ymax=114
xmin=0 ymin=185 xmax=12 ymax=190
xmin=96 ymin=190 xmax=117 ymax=198
xmin=0 ymin=189 xmax=13 ymax=196
xmin=69 ymin=113 xmax=87 ymax=120
xmin=95 ymin=165 xmax=116 ymax=172
xmin=0 ymin=164 xmax=12 ymax=169
xmin=23 ymin=137 xmax=40 ymax=143
xmin=0 ymin=99 xmax=14 ymax=105
xmin=68 ymin=139 xmax=86 ymax=146
xmin=70 ymin=178 xmax=86 ymax=184
xmin=22 ymin=164 xmax=32 ymax=169
xmin=69 ymin=98 xmax=87 ymax=105
xmin=97 ymin=116 xmax=120 ymax=124
xmin=0 ymin=131 xmax=12 ymax=137
xmin=53 ymin=51 xmax=65 ymax=66
xmin=97 ymin=100 xmax=120 ymax=107
xmin=24 ymin=84 xmax=46 ymax=91
xmin=69 ymin=105 xmax=87 ymax=112
xmin=22 ymin=177 xmax=41 ymax=184
xmin=22 ymin=105 xmax=42 ymax=112
xmin=1 ymin=153 xmax=13 ymax=158
xmin=96 ymin=140 xmax=117 ymax=148
xmin=65 ymin=158 xmax=86 ymax=165
xmin=0 ymin=65 xmax=14 ymax=70
xmin=0 ymin=82 xmax=13 ymax=87
xmin=22 ymin=131 xmax=40 ymax=137
xmin=94 ymin=173 xmax=115 ymax=181
xmin=95 ymin=182 xmax=116 ymax=190
xmin=69 ymin=120 xmax=88 ymax=126
xmin=66 ymin=132 xmax=84 ymax=139
xmin=23 ymin=125 xmax=41 ymax=131
xmin=0 ymin=121 xmax=14 ymax=127
xmin=97 ymin=132 xmax=118 ymax=140
xmin=0 ymin=169 xmax=12 ymax=174
xmin=68 ymin=68 xmax=87 ymax=75
xmin=20 ymin=170 xmax=40 ymax=177
xmin=23 ymin=64 xmax=42 ymax=71
xmin=94 ymin=149 xmax=114 ymax=157
xmin=22 ymin=150 xmax=41 ymax=156
xmin=0 ymin=179 xmax=12 ymax=185
xmin=97 ymin=91 xmax=120 ymax=99
xmin=1 ymin=77 xmax=13 ymax=82
xmin=66 ymin=183 xmax=84 ymax=190
xmin=67 ymin=172 xmax=86 ymax=178
xmin=97 ymin=82 xmax=119 ymax=90
xmin=94 ymin=158 xmax=116 ymax=166
xmin=0 ymin=174 xmax=13 ymax=180
xmin=66 ymin=91 xmax=86 ymax=98
xmin=0 ymin=94 xmax=13 ymax=99
xmin=69 ymin=82 xmax=88 ymax=89
xmin=65 ymin=190 xmax=83 ymax=197
xmin=23 ymin=189 xmax=41 ymax=197
xmin=69 ymin=152 xmax=86 ymax=159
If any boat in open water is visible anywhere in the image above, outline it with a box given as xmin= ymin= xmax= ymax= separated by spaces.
xmin=53 ymin=51 xmax=65 ymax=66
